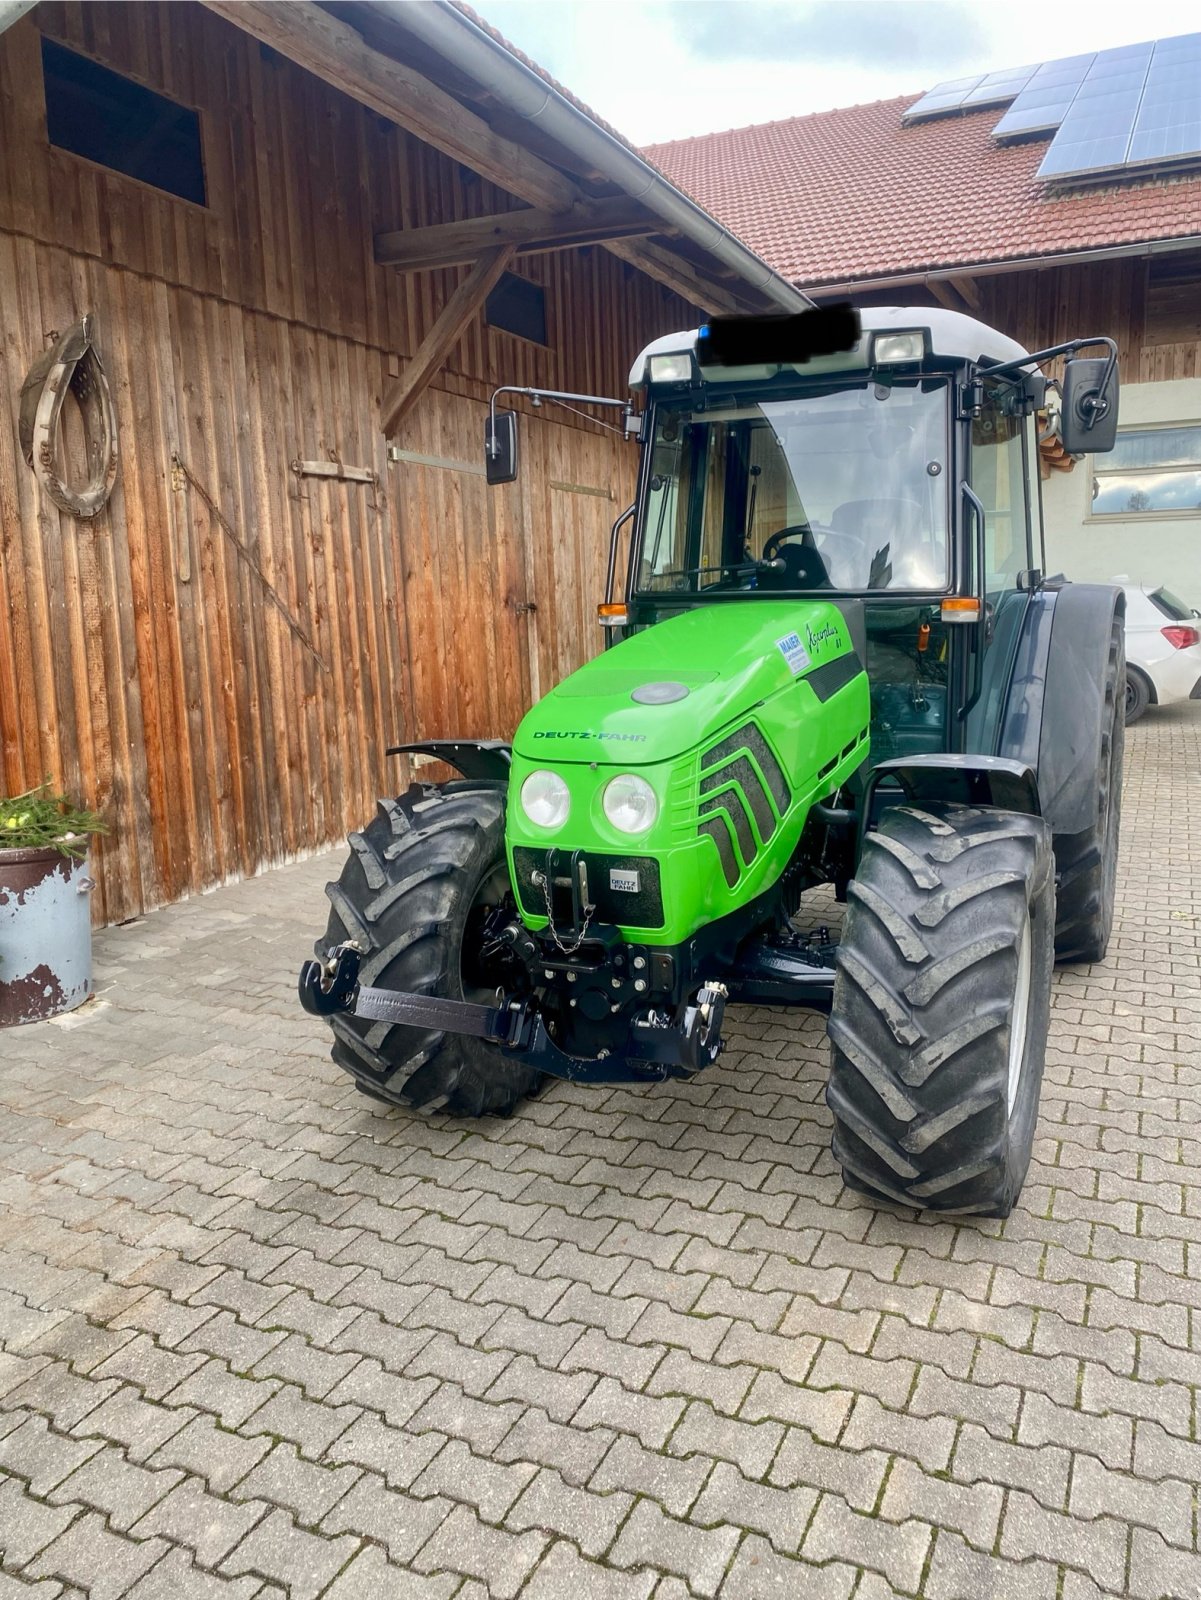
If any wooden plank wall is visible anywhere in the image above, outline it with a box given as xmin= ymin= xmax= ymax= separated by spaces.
xmin=0 ymin=4 xmax=696 ymax=923
xmin=854 ymin=255 xmax=1201 ymax=382
xmin=977 ymin=256 xmax=1201 ymax=383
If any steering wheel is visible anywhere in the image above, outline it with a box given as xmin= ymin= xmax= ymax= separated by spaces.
xmin=762 ymin=523 xmax=818 ymax=562
xmin=760 ymin=523 xmax=831 ymax=589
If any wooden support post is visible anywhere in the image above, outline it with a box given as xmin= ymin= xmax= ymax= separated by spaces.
xmin=928 ymin=278 xmax=972 ymax=315
xmin=381 ymin=246 xmax=515 ymax=436
xmin=949 ymin=274 xmax=984 ymax=312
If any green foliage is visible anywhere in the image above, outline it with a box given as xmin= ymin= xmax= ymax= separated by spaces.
xmin=0 ymin=782 xmax=106 ymax=859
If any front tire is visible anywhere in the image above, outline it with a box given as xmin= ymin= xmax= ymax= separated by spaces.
xmin=316 ymin=784 xmax=542 ymax=1116
xmin=826 ymin=803 xmax=1054 ymax=1218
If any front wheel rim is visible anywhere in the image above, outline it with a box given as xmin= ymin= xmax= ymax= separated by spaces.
xmin=1007 ymin=913 xmax=1033 ymax=1115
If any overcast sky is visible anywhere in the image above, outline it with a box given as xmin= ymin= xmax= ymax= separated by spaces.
xmin=479 ymin=0 xmax=1201 ymax=145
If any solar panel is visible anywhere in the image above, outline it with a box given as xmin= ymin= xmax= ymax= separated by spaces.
xmin=903 ymin=74 xmax=987 ymax=123
xmin=961 ymin=65 xmax=1038 ymax=109
xmin=992 ymin=55 xmax=1096 ymax=139
xmin=1126 ymin=36 xmax=1201 ymax=167
xmin=905 ymin=32 xmax=1201 ymax=178
xmin=1036 ymin=36 xmax=1201 ymax=180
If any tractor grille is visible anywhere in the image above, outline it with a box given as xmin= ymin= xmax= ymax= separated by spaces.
xmin=697 ymin=722 xmax=789 ymax=885
xmin=512 ymin=847 xmax=664 ymax=929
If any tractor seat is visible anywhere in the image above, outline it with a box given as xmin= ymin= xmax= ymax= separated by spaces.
xmin=830 ymin=498 xmax=924 ymax=542
xmin=829 ymin=498 xmax=942 ymax=588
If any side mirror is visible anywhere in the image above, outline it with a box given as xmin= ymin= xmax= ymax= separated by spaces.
xmin=1061 ymin=355 xmax=1119 ymax=454
xmin=485 ymin=409 xmax=518 ymax=485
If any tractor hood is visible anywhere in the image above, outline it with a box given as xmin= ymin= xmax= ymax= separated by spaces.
xmin=513 ymin=601 xmax=857 ymax=766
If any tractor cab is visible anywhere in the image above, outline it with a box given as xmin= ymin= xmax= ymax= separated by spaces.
xmin=621 ymin=308 xmax=1114 ymax=770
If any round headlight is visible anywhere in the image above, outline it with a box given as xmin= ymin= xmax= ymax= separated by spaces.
xmin=603 ymin=773 xmax=659 ymax=835
xmin=520 ymin=770 xmax=570 ymax=829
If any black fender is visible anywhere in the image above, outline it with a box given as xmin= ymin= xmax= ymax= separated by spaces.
xmin=996 ymin=583 xmax=1124 ymax=836
xmin=865 ymin=754 xmax=1041 ymax=819
xmin=386 ymin=739 xmax=512 ymax=783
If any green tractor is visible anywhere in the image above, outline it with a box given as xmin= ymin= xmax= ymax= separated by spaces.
xmin=300 ymin=306 xmax=1124 ymax=1218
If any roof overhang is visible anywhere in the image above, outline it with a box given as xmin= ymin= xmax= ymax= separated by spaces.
xmin=807 ymin=233 xmax=1201 ymax=299
xmin=358 ymin=1 xmax=810 ymax=315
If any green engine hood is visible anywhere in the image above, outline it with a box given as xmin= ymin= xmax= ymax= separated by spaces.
xmin=513 ymin=601 xmax=856 ymax=764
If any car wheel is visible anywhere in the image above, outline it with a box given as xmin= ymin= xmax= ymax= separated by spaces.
xmin=1124 ymin=668 xmax=1151 ymax=725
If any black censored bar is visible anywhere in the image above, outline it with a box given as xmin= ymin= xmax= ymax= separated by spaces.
xmin=697 ymin=303 xmax=861 ymax=368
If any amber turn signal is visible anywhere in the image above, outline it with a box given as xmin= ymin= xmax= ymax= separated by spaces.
xmin=941 ymin=598 xmax=981 ymax=623
xmin=597 ymin=602 xmax=629 ymax=627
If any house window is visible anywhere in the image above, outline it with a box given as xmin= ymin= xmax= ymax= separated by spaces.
xmin=1090 ymin=425 xmax=1201 ymax=518
xmin=486 ymin=273 xmax=548 ymax=346
xmin=41 ymin=37 xmax=207 ymax=206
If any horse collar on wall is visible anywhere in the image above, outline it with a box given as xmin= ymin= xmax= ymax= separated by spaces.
xmin=18 ymin=314 xmax=120 ymax=519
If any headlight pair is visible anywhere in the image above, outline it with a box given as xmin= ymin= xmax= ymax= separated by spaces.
xmin=519 ymin=770 xmax=659 ymax=835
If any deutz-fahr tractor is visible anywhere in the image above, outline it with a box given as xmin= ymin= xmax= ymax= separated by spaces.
xmin=300 ymin=305 xmax=1124 ymax=1218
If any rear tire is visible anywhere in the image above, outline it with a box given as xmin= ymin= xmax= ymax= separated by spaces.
xmin=1053 ymin=614 xmax=1125 ymax=963
xmin=317 ymin=784 xmax=542 ymax=1116
xmin=1124 ymin=666 xmax=1151 ymax=725
xmin=826 ymin=803 xmax=1054 ymax=1218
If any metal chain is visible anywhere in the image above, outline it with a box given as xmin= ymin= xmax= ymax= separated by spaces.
xmin=535 ymin=870 xmax=594 ymax=956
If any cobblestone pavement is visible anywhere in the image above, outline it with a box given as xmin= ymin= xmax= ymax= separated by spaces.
xmin=1 ymin=706 xmax=1199 ymax=1600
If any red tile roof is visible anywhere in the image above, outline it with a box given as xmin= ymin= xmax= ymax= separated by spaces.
xmin=644 ymin=96 xmax=1201 ymax=288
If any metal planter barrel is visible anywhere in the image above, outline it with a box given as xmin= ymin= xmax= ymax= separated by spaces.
xmin=0 ymin=845 xmax=94 ymax=1025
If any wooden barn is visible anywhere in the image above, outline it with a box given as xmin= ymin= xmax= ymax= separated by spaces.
xmin=0 ymin=0 xmax=805 ymax=925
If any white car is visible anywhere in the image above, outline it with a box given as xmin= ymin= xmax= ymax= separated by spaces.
xmin=1118 ymin=582 xmax=1201 ymax=724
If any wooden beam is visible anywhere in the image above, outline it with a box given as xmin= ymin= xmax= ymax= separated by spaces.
xmin=928 ymin=278 xmax=972 ymax=315
xmin=949 ymin=274 xmax=983 ymax=312
xmin=200 ymin=0 xmax=579 ymax=212
xmin=381 ymin=246 xmax=515 ymax=436
xmin=603 ymin=238 xmax=753 ymax=316
xmin=375 ymin=196 xmax=659 ymax=271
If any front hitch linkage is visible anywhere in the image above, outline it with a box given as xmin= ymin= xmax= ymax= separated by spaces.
xmin=298 ymin=943 xmax=731 ymax=1082
xmin=298 ymin=943 xmax=535 ymax=1050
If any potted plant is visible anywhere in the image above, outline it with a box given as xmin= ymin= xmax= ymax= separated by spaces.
xmin=0 ymin=783 xmax=106 ymax=1025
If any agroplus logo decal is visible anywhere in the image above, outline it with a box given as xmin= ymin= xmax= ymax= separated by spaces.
xmin=805 ymin=621 xmax=843 ymax=653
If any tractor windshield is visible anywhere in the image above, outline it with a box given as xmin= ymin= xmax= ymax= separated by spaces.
xmin=638 ymin=379 xmax=950 ymax=596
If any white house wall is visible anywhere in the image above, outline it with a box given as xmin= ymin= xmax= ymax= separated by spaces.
xmin=1042 ymin=377 xmax=1201 ymax=608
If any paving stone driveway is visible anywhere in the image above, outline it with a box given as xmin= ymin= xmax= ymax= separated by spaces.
xmin=1 ymin=706 xmax=1199 ymax=1600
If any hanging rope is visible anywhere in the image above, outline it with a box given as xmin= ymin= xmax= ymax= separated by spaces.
xmin=19 ymin=314 xmax=119 ymax=519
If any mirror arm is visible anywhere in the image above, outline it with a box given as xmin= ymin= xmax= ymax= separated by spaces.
xmin=981 ymin=336 xmax=1118 ymax=436
xmin=487 ymin=384 xmax=634 ymax=457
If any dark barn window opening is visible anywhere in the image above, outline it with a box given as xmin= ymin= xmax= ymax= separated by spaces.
xmin=41 ymin=37 xmax=207 ymax=206
xmin=486 ymin=272 xmax=549 ymax=346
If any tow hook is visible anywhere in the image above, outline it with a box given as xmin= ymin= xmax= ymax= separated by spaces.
xmin=639 ymin=980 xmax=727 ymax=1074
xmin=298 ymin=942 xmax=362 ymax=1016
xmin=693 ymin=981 xmax=728 ymax=1053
